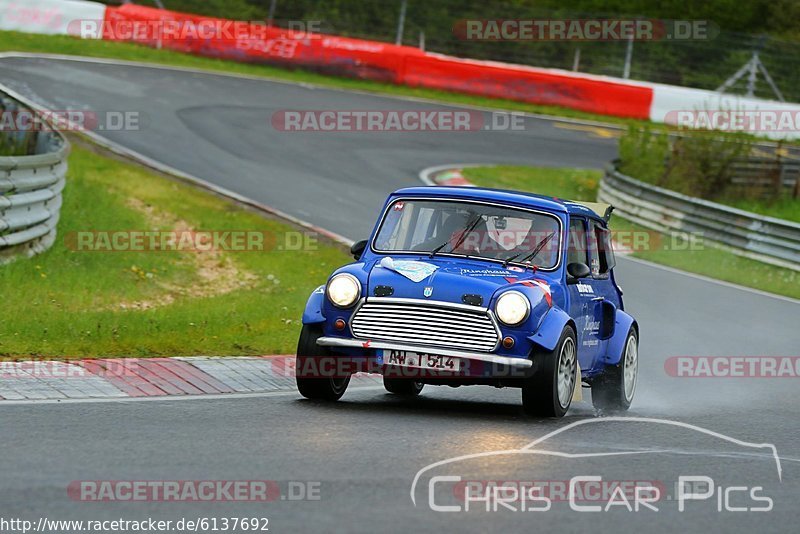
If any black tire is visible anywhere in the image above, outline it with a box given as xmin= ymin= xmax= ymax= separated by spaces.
xmin=592 ymin=328 xmax=638 ymax=412
xmin=296 ymin=325 xmax=350 ymax=401
xmin=383 ymin=377 xmax=424 ymax=396
xmin=522 ymin=326 xmax=577 ymax=418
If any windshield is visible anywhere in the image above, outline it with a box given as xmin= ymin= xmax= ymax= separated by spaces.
xmin=373 ymin=199 xmax=562 ymax=269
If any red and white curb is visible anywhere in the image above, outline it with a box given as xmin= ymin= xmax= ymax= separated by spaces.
xmin=418 ymin=163 xmax=488 ymax=187
xmin=0 ymin=357 xmax=382 ymax=402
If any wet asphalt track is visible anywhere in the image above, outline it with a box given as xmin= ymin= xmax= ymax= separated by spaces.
xmin=0 ymin=56 xmax=798 ymax=533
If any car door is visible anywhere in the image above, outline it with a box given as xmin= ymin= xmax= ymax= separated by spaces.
xmin=565 ymin=216 xmax=601 ymax=372
xmin=583 ymin=219 xmax=620 ymax=369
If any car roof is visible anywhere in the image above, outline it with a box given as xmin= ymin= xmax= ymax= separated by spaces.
xmin=391 ymin=186 xmax=610 ymax=221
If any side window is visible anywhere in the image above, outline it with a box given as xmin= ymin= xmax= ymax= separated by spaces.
xmin=567 ymin=218 xmax=588 ymax=266
xmin=591 ymin=221 xmax=616 ymax=278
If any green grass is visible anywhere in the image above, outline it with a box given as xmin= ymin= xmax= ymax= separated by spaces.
xmin=0 ymin=142 xmax=351 ymax=358
xmin=717 ymin=194 xmax=800 ymax=223
xmin=463 ymin=165 xmax=799 ymax=300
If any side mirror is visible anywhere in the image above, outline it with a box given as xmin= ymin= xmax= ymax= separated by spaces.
xmin=567 ymin=262 xmax=591 ymax=283
xmin=350 ymin=239 xmax=368 ymax=260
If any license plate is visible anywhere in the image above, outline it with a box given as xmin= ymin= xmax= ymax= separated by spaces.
xmin=381 ymin=350 xmax=462 ymax=372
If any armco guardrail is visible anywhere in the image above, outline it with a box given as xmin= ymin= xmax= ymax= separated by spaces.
xmin=0 ymin=96 xmax=69 ymax=264
xmin=599 ymin=164 xmax=800 ymax=271
xmin=729 ymin=158 xmax=800 ymax=197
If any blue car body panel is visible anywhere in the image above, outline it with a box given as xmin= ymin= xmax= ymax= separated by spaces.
xmin=605 ymin=310 xmax=638 ymax=366
xmin=527 ymin=307 xmax=574 ymax=353
xmin=302 ymin=285 xmax=327 ymax=324
xmin=302 ymin=186 xmax=638 ymax=381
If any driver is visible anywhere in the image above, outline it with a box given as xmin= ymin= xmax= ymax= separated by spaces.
xmin=413 ymin=211 xmax=478 ymax=253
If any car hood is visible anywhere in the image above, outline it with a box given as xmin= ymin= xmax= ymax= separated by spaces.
xmin=366 ymin=256 xmax=539 ymax=305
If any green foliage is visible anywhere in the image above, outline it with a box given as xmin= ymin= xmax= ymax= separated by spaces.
xmin=0 ymin=132 xmax=36 ymax=157
xmin=663 ymin=132 xmax=753 ymax=199
xmin=99 ymin=1 xmax=260 ymax=20
xmin=0 ymin=100 xmax=37 ymax=156
xmin=0 ymin=135 xmax=27 ymax=156
xmin=618 ymin=127 xmax=798 ymax=222
xmin=619 ymin=126 xmax=753 ymax=200
xmin=617 ymin=124 xmax=669 ymax=183
xmin=99 ymin=0 xmax=800 ymax=38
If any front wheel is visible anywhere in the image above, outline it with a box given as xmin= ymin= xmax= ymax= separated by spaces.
xmin=592 ymin=328 xmax=638 ymax=412
xmin=383 ymin=377 xmax=424 ymax=396
xmin=522 ymin=326 xmax=577 ymax=418
xmin=296 ymin=325 xmax=350 ymax=401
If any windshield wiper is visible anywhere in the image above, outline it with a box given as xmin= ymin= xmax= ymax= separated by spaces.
xmin=502 ymin=252 xmax=522 ymax=268
xmin=510 ymin=231 xmax=556 ymax=267
xmin=430 ymin=213 xmax=482 ymax=259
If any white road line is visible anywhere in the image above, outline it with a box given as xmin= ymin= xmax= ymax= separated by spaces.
xmin=0 ymin=385 xmax=386 ymax=407
xmin=620 ymin=255 xmax=800 ymax=305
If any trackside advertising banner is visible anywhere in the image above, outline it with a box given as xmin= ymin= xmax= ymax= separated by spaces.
xmin=0 ymin=0 xmax=105 ymax=38
xmin=96 ymin=4 xmax=652 ymax=119
xmin=98 ymin=4 xmax=423 ymax=83
xmin=403 ymin=53 xmax=653 ymax=118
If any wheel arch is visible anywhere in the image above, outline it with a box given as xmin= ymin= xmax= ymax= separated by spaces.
xmin=528 ymin=307 xmax=576 ymax=353
xmin=604 ymin=310 xmax=638 ymax=366
xmin=302 ymin=285 xmax=327 ymax=325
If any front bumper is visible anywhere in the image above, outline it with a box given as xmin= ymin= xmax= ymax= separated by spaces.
xmin=316 ymin=337 xmax=532 ymax=369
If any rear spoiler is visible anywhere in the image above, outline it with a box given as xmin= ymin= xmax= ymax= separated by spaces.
xmin=572 ymin=201 xmax=615 ymax=222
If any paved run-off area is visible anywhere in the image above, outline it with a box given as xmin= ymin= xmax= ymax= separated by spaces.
xmin=1 ymin=55 xmax=798 ymax=533
xmin=0 ymin=357 xmax=382 ymax=401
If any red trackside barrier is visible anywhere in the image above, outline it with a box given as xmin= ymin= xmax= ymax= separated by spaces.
xmin=101 ymin=4 xmax=653 ymax=119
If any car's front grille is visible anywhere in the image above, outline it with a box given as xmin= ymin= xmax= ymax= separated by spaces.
xmin=350 ymin=299 xmax=499 ymax=352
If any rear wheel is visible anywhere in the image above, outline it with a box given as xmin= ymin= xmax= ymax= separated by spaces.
xmin=592 ymin=328 xmax=638 ymax=412
xmin=383 ymin=377 xmax=424 ymax=396
xmin=522 ymin=326 xmax=577 ymax=418
xmin=296 ymin=325 xmax=350 ymax=401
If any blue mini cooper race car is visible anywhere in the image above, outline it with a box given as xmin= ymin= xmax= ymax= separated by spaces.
xmin=296 ymin=186 xmax=639 ymax=417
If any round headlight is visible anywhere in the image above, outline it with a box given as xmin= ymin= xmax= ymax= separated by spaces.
xmin=326 ymin=273 xmax=361 ymax=308
xmin=495 ymin=291 xmax=530 ymax=326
